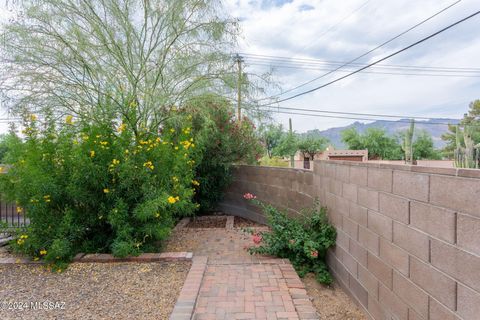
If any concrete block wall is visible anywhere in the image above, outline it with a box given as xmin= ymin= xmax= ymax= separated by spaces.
xmin=219 ymin=161 xmax=480 ymax=320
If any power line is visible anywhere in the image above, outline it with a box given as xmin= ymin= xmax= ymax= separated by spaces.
xmin=244 ymin=56 xmax=480 ymax=73
xmin=263 ymin=109 xmax=457 ymax=126
xmin=263 ymin=7 xmax=480 ymax=106
xmin=257 ymin=0 xmax=462 ymax=101
xmin=248 ymin=62 xmax=480 ymax=78
xmin=258 ymin=105 xmax=451 ymax=121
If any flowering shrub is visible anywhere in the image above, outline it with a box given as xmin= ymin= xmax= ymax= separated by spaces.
xmin=0 ymin=111 xmax=197 ymax=268
xmin=245 ymin=194 xmax=336 ymax=284
xmin=190 ymin=99 xmax=262 ymax=212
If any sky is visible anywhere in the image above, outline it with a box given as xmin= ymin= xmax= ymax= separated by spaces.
xmin=223 ymin=0 xmax=480 ymax=132
xmin=0 ymin=0 xmax=479 ymax=134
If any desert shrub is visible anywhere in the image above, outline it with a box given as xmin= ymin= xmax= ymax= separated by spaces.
xmin=190 ymin=99 xmax=262 ymax=212
xmin=0 ymin=110 xmax=197 ymax=268
xmin=246 ymin=195 xmax=336 ymax=284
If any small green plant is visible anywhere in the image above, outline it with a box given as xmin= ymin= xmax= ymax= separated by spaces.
xmin=244 ymin=193 xmax=336 ymax=285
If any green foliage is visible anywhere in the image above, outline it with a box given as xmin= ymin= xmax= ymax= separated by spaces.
xmin=296 ymin=135 xmax=329 ymax=160
xmin=341 ymin=127 xmax=402 ymax=160
xmin=247 ymin=199 xmax=336 ymax=285
xmin=259 ymin=123 xmax=284 ymax=158
xmin=442 ymin=100 xmax=480 ymax=165
xmin=189 ymin=97 xmax=262 ymax=212
xmin=0 ymin=110 xmax=197 ymax=266
xmin=412 ymin=130 xmax=442 ymax=160
xmin=259 ymin=156 xmax=289 ymax=167
xmin=274 ymin=131 xmax=298 ymax=158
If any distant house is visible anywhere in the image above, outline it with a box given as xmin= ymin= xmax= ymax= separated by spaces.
xmin=295 ymin=145 xmax=368 ymax=169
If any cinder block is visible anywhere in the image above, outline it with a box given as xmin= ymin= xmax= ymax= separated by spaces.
xmin=368 ymin=295 xmax=388 ymax=320
xmin=368 ymin=252 xmax=393 ymax=289
xmin=409 ymin=257 xmax=456 ymax=310
xmin=429 ymin=297 xmax=460 ymax=320
xmin=410 ymin=201 xmax=456 ymax=244
xmin=379 ymin=192 xmax=410 ymax=224
xmin=336 ymin=229 xmax=349 ymax=251
xmin=393 ymin=222 xmax=429 ymax=261
xmin=379 ymin=284 xmax=409 ymax=320
xmin=379 ymin=237 xmax=409 ymax=276
xmin=343 ymin=251 xmax=358 ymax=277
xmin=349 ymin=273 xmax=368 ymax=307
xmin=392 ymin=271 xmax=429 ymax=318
xmin=393 ymin=170 xmax=429 ymax=202
xmin=358 ymin=225 xmax=380 ymax=256
xmin=335 ymin=164 xmax=350 ymax=182
xmin=349 ymin=202 xmax=368 ymax=227
xmin=457 ymin=283 xmax=480 ymax=320
xmin=457 ymin=214 xmax=480 ymax=256
xmin=335 ymin=195 xmax=349 ymax=215
xmin=431 ymin=239 xmax=480 ymax=292
xmin=342 ymin=217 xmax=358 ymax=240
xmin=358 ymin=187 xmax=379 ymax=211
xmin=343 ymin=183 xmax=358 ymax=203
xmin=430 ymin=175 xmax=480 ymax=218
xmin=350 ymin=166 xmax=367 ymax=187
xmin=329 ymin=179 xmax=343 ymax=196
xmin=358 ymin=264 xmax=379 ymax=299
xmin=349 ymin=238 xmax=367 ymax=267
xmin=367 ymin=167 xmax=393 ymax=193
xmin=368 ymin=210 xmax=393 ymax=241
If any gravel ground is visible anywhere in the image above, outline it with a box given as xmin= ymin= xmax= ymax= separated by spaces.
xmin=186 ymin=216 xmax=226 ymax=228
xmin=234 ymin=216 xmax=264 ymax=228
xmin=303 ymin=273 xmax=366 ymax=320
xmin=0 ymin=261 xmax=191 ymax=320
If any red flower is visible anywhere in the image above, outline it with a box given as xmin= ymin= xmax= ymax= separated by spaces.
xmin=311 ymin=250 xmax=318 ymax=258
xmin=243 ymin=193 xmax=256 ymax=200
xmin=252 ymin=234 xmax=262 ymax=244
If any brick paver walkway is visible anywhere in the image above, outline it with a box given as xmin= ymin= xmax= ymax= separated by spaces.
xmin=167 ymin=217 xmax=319 ymax=320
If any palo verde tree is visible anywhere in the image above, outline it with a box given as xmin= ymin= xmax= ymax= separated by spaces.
xmin=341 ymin=127 xmax=402 ymax=160
xmin=259 ymin=123 xmax=284 ymax=158
xmin=0 ymin=0 xmax=239 ymax=130
xmin=296 ymin=135 xmax=329 ymax=161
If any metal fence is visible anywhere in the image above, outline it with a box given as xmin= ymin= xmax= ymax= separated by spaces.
xmin=0 ymin=200 xmax=29 ymax=228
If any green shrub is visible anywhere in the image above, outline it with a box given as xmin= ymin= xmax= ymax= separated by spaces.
xmin=246 ymin=195 xmax=336 ymax=284
xmin=0 ymin=110 xmax=197 ymax=267
xmin=189 ymin=98 xmax=262 ymax=212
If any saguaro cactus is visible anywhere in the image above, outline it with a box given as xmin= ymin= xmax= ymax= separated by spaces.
xmin=402 ymin=119 xmax=415 ymax=164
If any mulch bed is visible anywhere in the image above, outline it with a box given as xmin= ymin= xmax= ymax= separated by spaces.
xmin=234 ymin=216 xmax=264 ymax=228
xmin=302 ymin=273 xmax=366 ymax=320
xmin=0 ymin=261 xmax=191 ymax=320
xmin=186 ymin=216 xmax=227 ymax=228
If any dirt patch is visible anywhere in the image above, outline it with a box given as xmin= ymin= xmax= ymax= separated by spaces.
xmin=0 ymin=261 xmax=191 ymax=320
xmin=234 ymin=216 xmax=264 ymax=228
xmin=302 ymin=273 xmax=366 ymax=320
xmin=186 ymin=216 xmax=226 ymax=229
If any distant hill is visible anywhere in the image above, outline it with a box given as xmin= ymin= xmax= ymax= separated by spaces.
xmin=303 ymin=118 xmax=459 ymax=149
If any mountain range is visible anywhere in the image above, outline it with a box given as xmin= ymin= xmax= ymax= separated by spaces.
xmin=303 ymin=118 xmax=460 ymax=149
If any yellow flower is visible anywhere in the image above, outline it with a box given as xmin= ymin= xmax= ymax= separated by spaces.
xmin=155 ymin=212 xmax=160 ymax=218
xmin=90 ymin=150 xmax=95 ymax=158
xmin=174 ymin=146 xmax=179 ymax=150
xmin=143 ymin=161 xmax=154 ymax=170
xmin=20 ymin=234 xmax=28 ymax=239
xmin=40 ymin=249 xmax=47 ymax=256
xmin=167 ymin=196 xmax=177 ymax=204
xmin=99 ymin=141 xmax=108 ymax=146
xmin=43 ymin=195 xmax=51 ymax=203
xmin=117 ymin=123 xmax=126 ymax=133
xmin=112 ymin=159 xmax=120 ymax=165
xmin=33 ymin=257 xmax=39 ymax=261
xmin=170 ymin=128 xmax=175 ymax=133
xmin=124 ymin=149 xmax=129 ymax=154
xmin=16 ymin=207 xmax=23 ymax=213
xmin=192 ymin=180 xmax=200 ymax=186
xmin=17 ymin=239 xmax=24 ymax=245
xmin=172 ymin=176 xmax=179 ymax=183
xmin=30 ymin=114 xmax=37 ymax=121
xmin=65 ymin=115 xmax=73 ymax=124
xmin=82 ymin=135 xmax=89 ymax=141
xmin=103 ymin=188 xmax=110 ymax=193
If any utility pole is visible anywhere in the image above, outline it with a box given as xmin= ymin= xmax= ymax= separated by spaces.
xmin=234 ymin=54 xmax=243 ymax=122
xmin=289 ymin=118 xmax=294 ymax=168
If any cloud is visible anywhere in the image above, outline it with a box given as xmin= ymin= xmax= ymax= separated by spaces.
xmin=224 ymin=0 xmax=480 ymax=132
